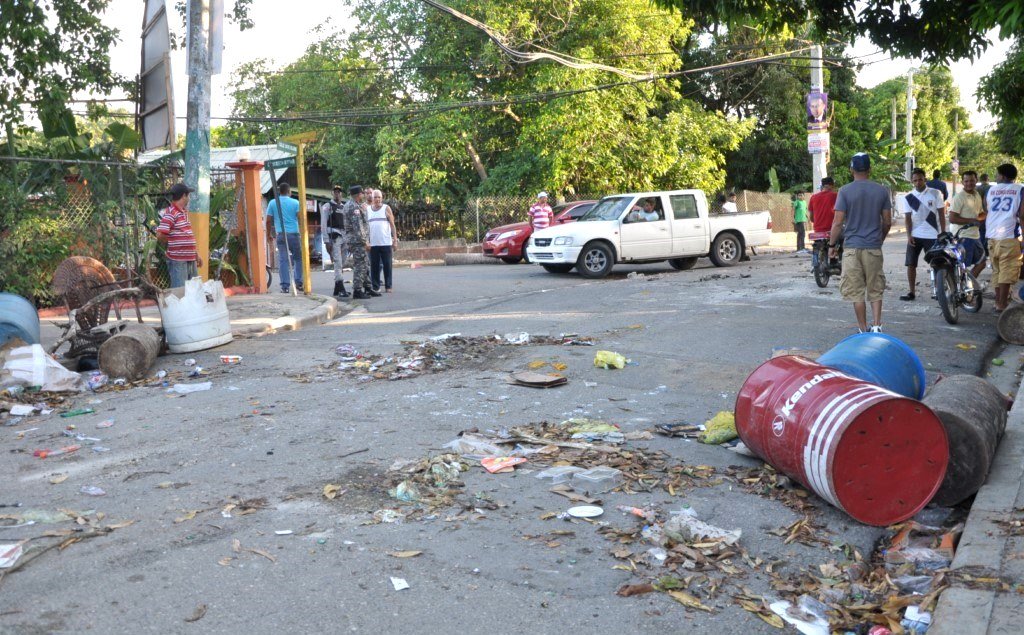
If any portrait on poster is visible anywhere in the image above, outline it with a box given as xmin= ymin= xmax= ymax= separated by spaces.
xmin=807 ymin=91 xmax=828 ymax=129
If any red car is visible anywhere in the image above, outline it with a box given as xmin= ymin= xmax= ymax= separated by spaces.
xmin=482 ymin=200 xmax=596 ymax=263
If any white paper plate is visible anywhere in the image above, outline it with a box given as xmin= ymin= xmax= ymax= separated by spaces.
xmin=567 ymin=505 xmax=604 ymax=518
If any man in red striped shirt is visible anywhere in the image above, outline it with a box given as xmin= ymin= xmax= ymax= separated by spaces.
xmin=529 ymin=191 xmax=553 ymax=231
xmin=156 ymin=183 xmax=203 ymax=288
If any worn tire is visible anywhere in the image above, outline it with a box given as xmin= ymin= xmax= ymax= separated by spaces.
xmin=936 ymin=267 xmax=959 ymax=324
xmin=500 ymin=256 xmax=523 ymax=264
xmin=709 ymin=233 xmax=742 ymax=267
xmin=576 ymin=242 xmax=614 ymax=278
xmin=542 ymin=264 xmax=574 ymax=274
xmin=668 ymin=257 xmax=699 ymax=271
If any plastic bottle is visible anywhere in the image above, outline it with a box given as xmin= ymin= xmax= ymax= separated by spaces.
xmin=80 ymin=485 xmax=106 ymax=496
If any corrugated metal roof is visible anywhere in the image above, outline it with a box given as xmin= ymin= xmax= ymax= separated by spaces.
xmin=138 ymin=144 xmax=294 ymax=194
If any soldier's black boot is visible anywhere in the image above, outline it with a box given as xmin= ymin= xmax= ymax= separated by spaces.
xmin=333 ymin=281 xmax=349 ymax=298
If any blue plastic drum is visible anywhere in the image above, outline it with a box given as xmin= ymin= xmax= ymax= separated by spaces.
xmin=817 ymin=332 xmax=927 ymax=399
xmin=0 ymin=292 xmax=40 ymax=346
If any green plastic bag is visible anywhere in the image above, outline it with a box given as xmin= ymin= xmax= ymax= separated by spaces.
xmin=594 ymin=350 xmax=626 ymax=369
xmin=698 ymin=411 xmax=737 ymax=445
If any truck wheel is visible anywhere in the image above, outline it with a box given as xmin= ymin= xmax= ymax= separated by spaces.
xmin=668 ymin=257 xmax=698 ymax=271
xmin=542 ymin=264 xmax=574 ymax=274
xmin=709 ymin=233 xmax=742 ymax=267
xmin=576 ymin=242 xmax=614 ymax=278
xmin=500 ymin=256 xmax=522 ymax=264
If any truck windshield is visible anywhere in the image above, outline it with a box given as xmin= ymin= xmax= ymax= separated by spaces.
xmin=579 ymin=196 xmax=633 ymax=221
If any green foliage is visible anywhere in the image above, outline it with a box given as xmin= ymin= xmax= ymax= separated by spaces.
xmin=979 ymin=42 xmax=1024 ymax=155
xmin=959 ymin=131 xmax=1017 ymax=177
xmin=0 ymin=209 xmax=74 ymax=306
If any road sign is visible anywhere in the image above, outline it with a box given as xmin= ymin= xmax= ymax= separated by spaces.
xmin=264 ymin=156 xmax=296 ymax=170
xmin=275 ymin=141 xmax=298 ymax=155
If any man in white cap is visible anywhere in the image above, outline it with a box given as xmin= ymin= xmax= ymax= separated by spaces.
xmin=529 ymin=191 xmax=553 ymax=232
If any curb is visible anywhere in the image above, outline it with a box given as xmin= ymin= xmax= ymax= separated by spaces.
xmin=930 ymin=346 xmax=1024 ymax=635
xmin=231 ymin=295 xmax=341 ymax=337
xmin=443 ymin=253 xmax=503 ymax=266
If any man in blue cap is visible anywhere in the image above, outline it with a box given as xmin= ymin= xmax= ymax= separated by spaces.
xmin=829 ymin=153 xmax=893 ymax=333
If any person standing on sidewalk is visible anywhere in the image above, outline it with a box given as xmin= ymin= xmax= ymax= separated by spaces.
xmin=320 ymin=185 xmax=349 ymax=298
xmin=529 ymin=192 xmax=553 ymax=231
xmin=266 ymin=183 xmax=303 ymax=294
xmin=829 ymin=153 xmax=892 ymax=333
xmin=899 ymin=168 xmax=945 ymax=301
xmin=367 ymin=190 xmax=399 ymax=293
xmin=793 ymin=192 xmax=808 ymax=252
xmin=950 ymin=170 xmax=988 ymax=280
xmin=343 ymin=186 xmax=378 ymax=300
xmin=985 ymin=163 xmax=1024 ymax=312
xmin=156 ymin=182 xmax=203 ymax=288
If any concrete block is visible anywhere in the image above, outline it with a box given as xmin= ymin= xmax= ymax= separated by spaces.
xmin=989 ymin=591 xmax=1024 ymax=634
xmin=952 ymin=510 xmax=1011 ymax=572
xmin=930 ymin=588 xmax=993 ymax=635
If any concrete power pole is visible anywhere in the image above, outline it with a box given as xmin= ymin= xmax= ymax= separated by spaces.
xmin=905 ymin=69 xmax=915 ymax=181
xmin=185 ymin=0 xmax=212 ymax=280
xmin=809 ymin=45 xmax=828 ymax=192
xmin=891 ymin=98 xmax=898 ymax=141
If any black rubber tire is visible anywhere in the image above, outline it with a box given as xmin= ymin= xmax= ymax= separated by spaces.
xmin=500 ymin=256 xmax=523 ymax=264
xmin=542 ymin=264 xmax=574 ymax=274
xmin=963 ymin=271 xmax=983 ymax=313
xmin=814 ymin=246 xmax=830 ymax=288
xmin=576 ymin=242 xmax=614 ymax=279
xmin=668 ymin=257 xmax=699 ymax=271
xmin=709 ymin=233 xmax=742 ymax=267
xmin=936 ymin=267 xmax=959 ymax=324
xmin=522 ymin=249 xmax=530 ymax=264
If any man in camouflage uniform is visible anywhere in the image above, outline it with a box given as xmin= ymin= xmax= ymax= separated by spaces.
xmin=343 ymin=186 xmax=380 ymax=299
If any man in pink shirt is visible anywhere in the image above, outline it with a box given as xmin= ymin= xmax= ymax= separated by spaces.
xmin=528 ymin=191 xmax=553 ymax=231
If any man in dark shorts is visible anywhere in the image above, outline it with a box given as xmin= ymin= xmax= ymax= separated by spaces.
xmin=900 ymin=168 xmax=946 ymax=301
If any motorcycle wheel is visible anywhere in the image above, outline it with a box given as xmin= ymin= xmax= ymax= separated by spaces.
xmin=963 ymin=271 xmax=983 ymax=313
xmin=813 ymin=246 xmax=830 ymax=288
xmin=936 ymin=267 xmax=959 ymax=324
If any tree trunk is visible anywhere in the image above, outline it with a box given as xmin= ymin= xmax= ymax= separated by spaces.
xmin=98 ymin=324 xmax=162 ymax=380
xmin=463 ymin=136 xmax=488 ymax=182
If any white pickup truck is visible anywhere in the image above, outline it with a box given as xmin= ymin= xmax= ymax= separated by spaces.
xmin=525 ymin=189 xmax=773 ymax=278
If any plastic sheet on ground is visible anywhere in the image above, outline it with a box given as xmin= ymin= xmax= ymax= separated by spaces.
xmin=594 ymin=350 xmax=627 ymax=369
xmin=768 ymin=595 xmax=830 ymax=635
xmin=2 ymin=344 xmax=83 ymax=392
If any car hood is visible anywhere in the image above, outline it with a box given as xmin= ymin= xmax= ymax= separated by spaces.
xmin=532 ymin=220 xmax=619 ymax=241
xmin=486 ymin=221 xmax=530 ymax=236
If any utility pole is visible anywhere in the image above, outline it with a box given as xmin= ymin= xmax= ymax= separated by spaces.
xmin=905 ymin=69 xmax=915 ymax=181
xmin=952 ymin=111 xmax=960 ymax=196
xmin=809 ymin=45 xmax=827 ymax=192
xmin=891 ymin=98 xmax=898 ymax=141
xmin=185 ymin=0 xmax=212 ymax=280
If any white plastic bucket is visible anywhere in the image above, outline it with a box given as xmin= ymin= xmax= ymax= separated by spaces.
xmin=159 ymin=278 xmax=233 ymax=353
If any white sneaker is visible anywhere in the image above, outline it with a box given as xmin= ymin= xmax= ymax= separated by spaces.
xmin=870 ymin=325 xmax=883 ymax=333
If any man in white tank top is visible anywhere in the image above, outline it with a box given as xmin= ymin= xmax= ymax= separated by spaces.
xmin=367 ymin=190 xmax=399 ymax=292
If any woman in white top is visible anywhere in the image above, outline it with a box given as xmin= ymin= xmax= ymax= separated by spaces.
xmin=367 ymin=190 xmax=399 ymax=292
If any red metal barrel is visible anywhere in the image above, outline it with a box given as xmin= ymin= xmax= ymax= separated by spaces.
xmin=734 ymin=356 xmax=948 ymax=526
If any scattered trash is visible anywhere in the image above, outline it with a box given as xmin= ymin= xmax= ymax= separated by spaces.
xmin=442 ymin=434 xmax=504 ymax=458
xmin=86 ymin=371 xmax=108 ymax=391
xmin=9 ymin=404 xmax=35 ymax=416
xmin=550 ymin=484 xmax=599 ymax=505
xmin=626 ymin=271 xmax=647 ymax=281
xmin=660 ymin=512 xmax=742 ymax=546
xmin=372 ymin=509 xmax=405 ymax=524
xmin=80 ymin=485 xmax=106 ymax=496
xmin=481 ymin=456 xmax=526 ymax=473
xmin=561 ymin=418 xmax=624 ymax=444
xmin=389 ymin=481 xmax=422 ymax=502
xmin=3 ymin=344 xmax=84 ymax=392
xmin=567 ymin=505 xmax=604 ymax=518
xmin=507 ymin=371 xmax=567 ymax=388
xmin=901 ymin=606 xmax=932 ymax=633
xmin=33 ymin=445 xmax=80 ymax=459
xmin=274 ymin=530 xmax=293 ymax=536
xmin=184 ymin=358 xmax=196 ymax=366
xmin=955 ymin=343 xmax=976 ymax=351
xmin=48 ymin=474 xmax=68 ymax=484
xmin=594 ymin=350 xmax=627 ymax=369
xmin=571 ymin=466 xmax=622 ymax=494
xmin=535 ymin=466 xmax=585 ymax=484
xmin=335 ymin=344 xmax=360 ymax=357
xmin=187 ymin=367 xmax=204 ymax=378
xmin=429 ymin=333 xmax=461 ymax=341
xmin=60 ymin=408 xmax=94 ymax=418
xmin=698 ymin=411 xmax=738 ymax=445
xmin=96 ymin=419 xmax=114 ymax=428
xmin=322 ymin=483 xmax=344 ymax=500
xmin=170 ymin=382 xmax=212 ymax=394
xmin=768 ymin=595 xmax=830 ymax=635
xmin=92 ymin=446 xmax=110 ymax=453
xmin=0 ymin=543 xmax=23 ymax=568
xmin=655 ymin=422 xmax=702 ymax=438
xmin=390 ymin=577 xmax=410 ymax=591
xmin=220 ymin=355 xmax=242 ymax=364
xmin=184 ymin=604 xmax=208 ymax=623
xmin=884 ymin=522 xmax=960 ymax=570
xmin=503 ymin=332 xmax=530 ymax=345
xmin=387 ymin=550 xmax=422 ymax=558
xmin=992 ymin=358 xmax=1005 ymax=366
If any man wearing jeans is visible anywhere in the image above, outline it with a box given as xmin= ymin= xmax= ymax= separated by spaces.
xmin=156 ymin=182 xmax=203 ymax=288
xmin=829 ymin=153 xmax=892 ymax=333
xmin=266 ymin=183 xmax=303 ymax=293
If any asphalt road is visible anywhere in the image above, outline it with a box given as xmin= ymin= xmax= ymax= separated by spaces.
xmin=1 ymin=242 xmax=1002 ymax=634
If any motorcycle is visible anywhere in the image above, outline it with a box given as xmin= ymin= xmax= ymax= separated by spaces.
xmin=809 ymin=231 xmax=842 ymax=288
xmin=924 ymin=226 xmax=983 ymax=324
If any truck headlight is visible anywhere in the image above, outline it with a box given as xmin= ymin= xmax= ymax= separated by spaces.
xmin=553 ymin=237 xmax=574 ymax=246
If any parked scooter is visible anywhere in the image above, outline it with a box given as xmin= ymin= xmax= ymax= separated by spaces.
xmin=924 ymin=226 xmax=983 ymax=324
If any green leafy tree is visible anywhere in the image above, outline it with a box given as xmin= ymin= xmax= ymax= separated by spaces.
xmin=979 ymin=41 xmax=1024 ymax=155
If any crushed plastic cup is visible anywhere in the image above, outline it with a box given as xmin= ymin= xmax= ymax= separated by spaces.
xmin=170 ymin=382 xmax=212 ymax=394
xmin=535 ymin=466 xmax=586 ymax=485
xmin=80 ymin=485 xmax=106 ymax=496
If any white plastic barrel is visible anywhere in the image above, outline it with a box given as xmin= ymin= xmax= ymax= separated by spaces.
xmin=159 ymin=278 xmax=233 ymax=353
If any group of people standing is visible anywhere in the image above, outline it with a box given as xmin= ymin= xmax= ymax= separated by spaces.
xmin=318 ymin=185 xmax=398 ymax=299
xmin=815 ymin=151 xmax=1024 ymax=333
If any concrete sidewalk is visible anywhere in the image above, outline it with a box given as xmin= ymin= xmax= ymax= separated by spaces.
xmin=932 ymin=345 xmax=1024 ymax=635
xmin=39 ymin=292 xmax=341 ymax=349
